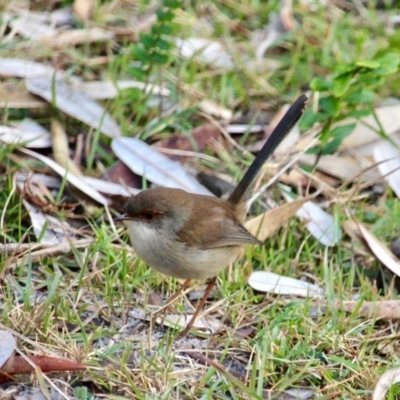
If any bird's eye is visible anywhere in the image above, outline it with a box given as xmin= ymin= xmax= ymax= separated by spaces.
xmin=143 ymin=212 xmax=154 ymax=220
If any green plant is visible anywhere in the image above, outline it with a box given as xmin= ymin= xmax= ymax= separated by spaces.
xmin=122 ymin=0 xmax=181 ymax=132
xmin=130 ymin=0 xmax=179 ymax=81
xmin=74 ymin=386 xmax=94 ymax=400
xmin=301 ymin=52 xmax=400 ymax=154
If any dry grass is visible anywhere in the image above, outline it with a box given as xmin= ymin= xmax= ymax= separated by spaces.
xmin=1 ymin=1 xmax=400 ymax=399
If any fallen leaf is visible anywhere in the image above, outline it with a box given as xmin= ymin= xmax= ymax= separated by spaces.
xmin=0 ymin=79 xmax=170 ymax=109
xmin=0 ymin=81 xmax=47 ymax=108
xmin=263 ymin=388 xmax=315 ymax=400
xmin=157 ymin=314 xmax=222 ymax=334
xmin=154 ymin=123 xmax=222 ymax=156
xmin=299 ymin=153 xmax=378 ymax=183
xmin=26 ymin=77 xmax=122 ymax=138
xmin=0 ymin=124 xmax=51 ymax=148
xmin=227 ymin=124 xmax=264 ymax=136
xmin=0 ymin=331 xmax=16 ymax=369
xmin=129 ymin=308 xmax=222 ymax=334
xmin=199 ymin=99 xmax=233 ymax=120
xmin=40 ymin=28 xmax=113 ymax=48
xmin=346 ymin=219 xmax=400 ymax=278
xmin=248 ymin=271 xmax=324 ymax=298
xmin=19 ymin=148 xmax=109 ymax=206
xmin=176 ymin=38 xmax=234 ymax=69
xmin=22 ymin=200 xmax=74 ymax=245
xmin=245 ymin=197 xmax=309 ymax=241
xmin=51 ymin=119 xmax=82 ymax=177
xmin=373 ymin=367 xmax=400 ymax=400
xmin=72 ymin=0 xmax=95 ymax=22
xmin=112 ymin=137 xmax=212 ymax=195
xmin=283 ymin=193 xmax=342 ymax=246
xmin=7 ymin=13 xmax=57 ymax=40
xmin=341 ymin=104 xmax=400 ymax=149
xmin=341 ymin=299 xmax=400 ymax=320
xmin=102 ymin=160 xmax=142 ymax=189
xmin=76 ymin=80 xmax=170 ymax=99
xmin=0 ymin=58 xmax=75 ymax=80
xmin=86 ymin=177 xmax=141 ymax=197
xmin=16 ymin=171 xmax=139 ymax=198
xmin=0 ymin=355 xmax=86 ymax=384
xmin=373 ymin=140 xmax=400 ymax=198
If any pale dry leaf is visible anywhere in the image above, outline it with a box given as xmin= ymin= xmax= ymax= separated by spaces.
xmin=299 ymin=153 xmax=378 ymax=183
xmin=227 ymin=124 xmax=264 ymax=135
xmin=76 ymin=80 xmax=171 ymax=99
xmin=15 ymin=171 xmax=139 ymax=198
xmin=26 ymin=77 xmax=122 ymax=138
xmin=15 ymin=119 xmax=51 ymax=144
xmin=341 ymin=104 xmax=400 ymax=149
xmin=0 ymin=124 xmax=51 ymax=148
xmin=83 ymin=176 xmax=140 ymax=197
xmin=19 ymin=148 xmax=109 ymax=206
xmin=157 ymin=314 xmax=222 ymax=334
xmin=373 ymin=140 xmax=400 ymax=198
xmin=343 ymin=132 xmax=400 ymax=158
xmin=373 ymin=367 xmax=400 ymax=400
xmin=176 ymin=38 xmax=234 ymax=69
xmin=15 ymin=171 xmax=61 ymax=192
xmin=111 ymin=137 xmax=212 ymax=195
xmin=248 ymin=271 xmax=324 ymax=298
xmin=33 ymin=7 xmax=74 ymax=27
xmin=0 ymin=331 xmax=16 ymax=369
xmin=341 ymin=300 xmax=400 ymax=320
xmin=342 ymin=220 xmax=365 ymax=245
xmin=283 ymin=193 xmax=342 ymax=246
xmin=40 ymin=28 xmax=113 ymax=48
xmin=199 ymin=99 xmax=233 ymax=120
xmin=352 ymin=219 xmax=400 ymax=277
xmin=278 ymin=388 xmax=315 ymax=400
xmin=51 ymin=119 xmax=82 ymax=177
xmin=6 ymin=8 xmax=74 ymax=27
xmin=129 ymin=308 xmax=222 ymax=333
xmin=0 ymin=79 xmax=170 ymax=109
xmin=245 ymin=197 xmax=309 ymax=241
xmin=0 ymin=82 xmax=46 ymax=108
xmin=72 ymin=0 xmax=95 ymax=22
xmin=22 ymin=200 xmax=73 ymax=245
xmin=0 ymin=58 xmax=63 ymax=79
xmin=8 ymin=13 xmax=57 ymax=40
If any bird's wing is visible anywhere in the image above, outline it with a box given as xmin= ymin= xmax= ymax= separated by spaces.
xmin=176 ymin=210 xmax=262 ymax=249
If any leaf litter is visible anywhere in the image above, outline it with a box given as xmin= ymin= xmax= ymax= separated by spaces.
xmin=0 ymin=1 xmax=400 ymax=398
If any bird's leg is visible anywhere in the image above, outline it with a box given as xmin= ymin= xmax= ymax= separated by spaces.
xmin=178 ymin=276 xmax=217 ymax=338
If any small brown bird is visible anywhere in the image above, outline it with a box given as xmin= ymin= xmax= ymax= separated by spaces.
xmin=118 ymin=95 xmax=308 ymax=336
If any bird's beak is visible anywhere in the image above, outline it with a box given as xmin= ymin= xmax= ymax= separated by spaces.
xmin=113 ymin=214 xmax=130 ymax=223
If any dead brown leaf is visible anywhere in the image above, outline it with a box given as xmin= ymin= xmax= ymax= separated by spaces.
xmin=0 ymin=356 xmax=87 ymax=384
xmin=154 ymin=123 xmax=222 ymax=159
xmin=40 ymin=28 xmax=113 ymax=48
xmin=343 ymin=219 xmax=400 ymax=277
xmin=73 ymin=0 xmax=95 ymax=22
xmin=245 ymin=197 xmax=309 ymax=241
xmin=341 ymin=299 xmax=400 ymax=320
